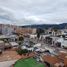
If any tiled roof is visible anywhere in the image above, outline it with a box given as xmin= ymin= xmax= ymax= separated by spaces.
xmin=43 ymin=51 xmax=67 ymax=67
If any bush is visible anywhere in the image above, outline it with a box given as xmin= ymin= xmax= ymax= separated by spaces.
xmin=19 ymin=36 xmax=24 ymax=41
xmin=16 ymin=49 xmax=28 ymax=55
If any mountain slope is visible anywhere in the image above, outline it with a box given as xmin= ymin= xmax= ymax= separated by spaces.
xmin=21 ymin=23 xmax=67 ymax=29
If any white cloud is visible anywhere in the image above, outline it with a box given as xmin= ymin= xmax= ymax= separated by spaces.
xmin=0 ymin=0 xmax=67 ymax=25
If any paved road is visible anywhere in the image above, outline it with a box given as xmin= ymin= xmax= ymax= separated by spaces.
xmin=0 ymin=60 xmax=17 ymax=67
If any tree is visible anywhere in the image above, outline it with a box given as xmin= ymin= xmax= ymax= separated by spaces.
xmin=36 ymin=28 xmax=44 ymax=39
xmin=52 ymin=27 xmax=58 ymax=32
xmin=19 ymin=36 xmax=24 ymax=41
xmin=16 ymin=49 xmax=28 ymax=55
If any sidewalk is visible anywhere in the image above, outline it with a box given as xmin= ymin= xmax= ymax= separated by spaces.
xmin=0 ymin=60 xmax=17 ymax=67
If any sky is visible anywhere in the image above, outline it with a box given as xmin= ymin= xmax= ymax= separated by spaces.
xmin=0 ymin=0 xmax=67 ymax=26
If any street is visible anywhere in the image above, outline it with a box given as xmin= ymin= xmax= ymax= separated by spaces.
xmin=0 ymin=60 xmax=17 ymax=67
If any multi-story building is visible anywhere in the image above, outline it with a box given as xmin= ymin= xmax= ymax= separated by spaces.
xmin=2 ymin=24 xmax=14 ymax=35
xmin=15 ymin=27 xmax=35 ymax=35
xmin=0 ymin=24 xmax=18 ymax=35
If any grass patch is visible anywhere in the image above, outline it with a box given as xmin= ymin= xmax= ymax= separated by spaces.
xmin=14 ymin=58 xmax=45 ymax=67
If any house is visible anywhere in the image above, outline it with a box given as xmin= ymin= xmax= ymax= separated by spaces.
xmin=58 ymin=51 xmax=67 ymax=67
xmin=0 ymin=41 xmax=5 ymax=50
xmin=30 ymin=34 xmax=37 ymax=39
xmin=0 ymin=35 xmax=18 ymax=42
xmin=4 ymin=43 xmax=11 ymax=49
xmin=45 ymin=36 xmax=53 ymax=44
xmin=9 ymin=42 xmax=19 ymax=48
xmin=33 ymin=43 xmax=41 ymax=48
xmin=32 ymin=28 xmax=36 ymax=34
xmin=56 ymin=37 xmax=67 ymax=48
xmin=43 ymin=55 xmax=62 ymax=67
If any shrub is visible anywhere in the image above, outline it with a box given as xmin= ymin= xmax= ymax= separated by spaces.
xmin=16 ymin=49 xmax=28 ymax=55
xmin=19 ymin=36 xmax=24 ymax=41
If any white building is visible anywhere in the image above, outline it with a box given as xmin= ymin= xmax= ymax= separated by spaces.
xmin=9 ymin=42 xmax=19 ymax=48
xmin=2 ymin=25 xmax=14 ymax=35
xmin=56 ymin=37 xmax=67 ymax=48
